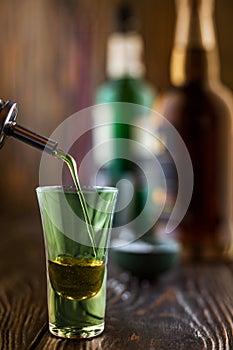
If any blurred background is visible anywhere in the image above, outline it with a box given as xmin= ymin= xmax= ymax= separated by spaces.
xmin=0 ymin=0 xmax=232 ymax=219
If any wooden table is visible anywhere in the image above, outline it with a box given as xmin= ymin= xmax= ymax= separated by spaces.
xmin=1 ymin=217 xmax=233 ymax=349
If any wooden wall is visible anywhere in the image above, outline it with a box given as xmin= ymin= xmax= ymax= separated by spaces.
xmin=0 ymin=0 xmax=232 ymax=217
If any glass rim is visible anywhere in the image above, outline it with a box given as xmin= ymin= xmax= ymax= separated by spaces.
xmin=36 ymin=185 xmax=118 ymax=194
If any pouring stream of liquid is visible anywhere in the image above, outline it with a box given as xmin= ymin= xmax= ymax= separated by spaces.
xmin=54 ymin=149 xmax=97 ymax=258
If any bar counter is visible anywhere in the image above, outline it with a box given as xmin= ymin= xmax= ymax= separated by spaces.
xmin=0 ymin=218 xmax=233 ymax=349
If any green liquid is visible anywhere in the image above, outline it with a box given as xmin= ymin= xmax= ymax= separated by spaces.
xmin=48 ymin=256 xmax=105 ymax=300
xmin=41 ymin=150 xmax=115 ymax=338
xmin=54 ymin=149 xmax=97 ymax=258
xmin=48 ymin=271 xmax=106 ymax=338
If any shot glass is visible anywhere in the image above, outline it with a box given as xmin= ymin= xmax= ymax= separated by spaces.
xmin=36 ymin=186 xmax=118 ymax=339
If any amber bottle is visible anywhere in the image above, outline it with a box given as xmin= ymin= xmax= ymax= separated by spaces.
xmin=161 ymin=0 xmax=233 ymax=260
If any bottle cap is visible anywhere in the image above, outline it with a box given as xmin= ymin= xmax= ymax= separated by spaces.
xmin=106 ymin=32 xmax=145 ymax=78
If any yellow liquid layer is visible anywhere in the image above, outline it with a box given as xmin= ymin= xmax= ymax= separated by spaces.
xmin=48 ymin=256 xmax=105 ymax=300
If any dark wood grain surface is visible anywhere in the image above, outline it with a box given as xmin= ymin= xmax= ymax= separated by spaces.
xmin=0 ymin=218 xmax=233 ymax=350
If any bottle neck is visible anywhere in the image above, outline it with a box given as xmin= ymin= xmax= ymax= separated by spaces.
xmin=170 ymin=0 xmax=220 ymax=86
xmin=0 ymin=100 xmax=58 ymax=154
xmin=106 ymin=32 xmax=145 ymax=79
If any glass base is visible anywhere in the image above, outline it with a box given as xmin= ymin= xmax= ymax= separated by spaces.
xmin=49 ymin=322 xmax=104 ymax=339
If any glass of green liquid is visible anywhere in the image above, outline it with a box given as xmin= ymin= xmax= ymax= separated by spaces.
xmin=36 ymin=186 xmax=118 ymax=339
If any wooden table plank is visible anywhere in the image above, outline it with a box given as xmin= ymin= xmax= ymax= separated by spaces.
xmin=0 ymin=218 xmax=47 ymax=350
xmin=1 ymin=219 xmax=233 ymax=349
xmin=30 ymin=262 xmax=233 ymax=349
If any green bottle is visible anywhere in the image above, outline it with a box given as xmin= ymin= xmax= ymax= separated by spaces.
xmin=94 ymin=5 xmax=157 ymax=243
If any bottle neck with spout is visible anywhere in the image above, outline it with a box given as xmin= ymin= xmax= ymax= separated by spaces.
xmin=170 ymin=0 xmax=220 ymax=86
xmin=0 ymin=100 xmax=58 ymax=154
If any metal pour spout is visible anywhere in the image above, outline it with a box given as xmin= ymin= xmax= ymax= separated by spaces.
xmin=0 ymin=100 xmax=58 ymax=154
